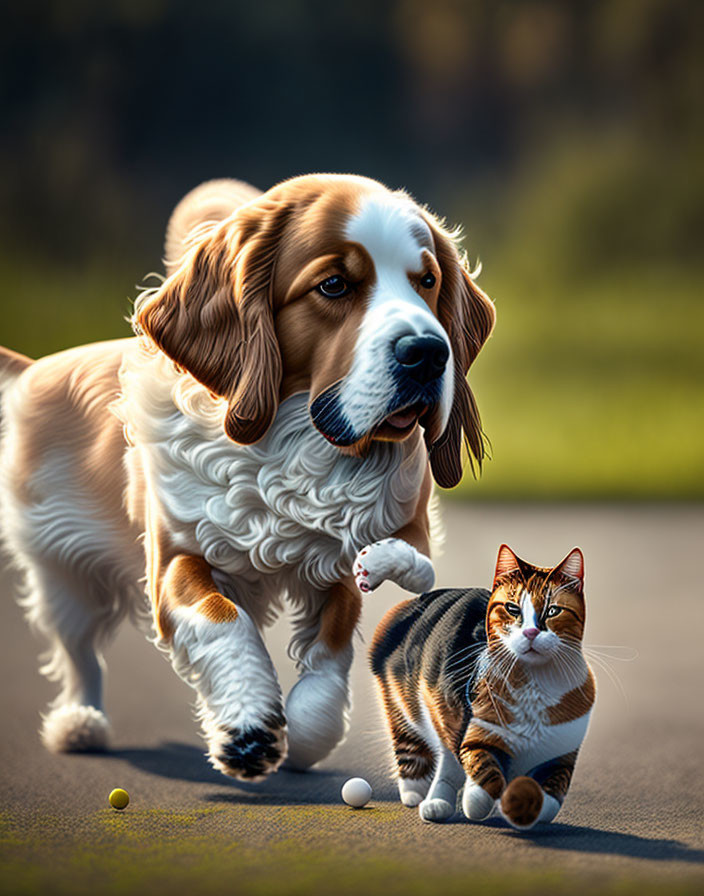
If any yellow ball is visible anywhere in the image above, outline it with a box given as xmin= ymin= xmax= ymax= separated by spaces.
xmin=109 ymin=788 xmax=130 ymax=810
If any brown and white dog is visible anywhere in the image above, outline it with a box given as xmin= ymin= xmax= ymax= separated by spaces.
xmin=0 ymin=175 xmax=495 ymax=780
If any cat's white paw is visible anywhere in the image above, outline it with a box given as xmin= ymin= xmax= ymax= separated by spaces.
xmin=353 ymin=538 xmax=435 ymax=594
xmin=399 ymin=776 xmax=431 ymax=807
xmin=538 ymin=793 xmax=561 ymax=824
xmin=419 ymin=797 xmax=455 ymax=823
xmin=462 ymin=783 xmax=495 ymax=820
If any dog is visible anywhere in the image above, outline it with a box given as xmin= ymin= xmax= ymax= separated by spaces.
xmin=0 ymin=174 xmax=495 ymax=780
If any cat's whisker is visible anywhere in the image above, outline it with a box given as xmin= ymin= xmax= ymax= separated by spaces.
xmin=583 ymin=644 xmax=639 ymax=662
xmin=482 ymin=648 xmax=520 ymax=727
xmin=585 ymin=654 xmax=628 ymax=704
xmin=444 ymin=643 xmax=487 ymax=669
xmin=446 ymin=665 xmax=478 ymax=685
xmin=444 ymin=651 xmax=481 ymax=672
xmin=447 ymin=645 xmax=496 ymax=689
xmin=445 ymin=656 xmax=485 ymax=676
xmin=492 ymin=651 xmax=519 ymax=693
xmin=584 ymin=643 xmax=635 ymax=649
xmin=445 ymin=654 xmax=487 ymax=676
xmin=553 ymin=649 xmax=583 ymax=685
xmin=562 ymin=642 xmax=628 ymax=703
xmin=485 ymin=681 xmax=508 ymax=727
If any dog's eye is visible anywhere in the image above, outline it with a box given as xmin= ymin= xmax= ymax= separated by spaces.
xmin=420 ymin=272 xmax=436 ymax=289
xmin=317 ymin=275 xmax=350 ymax=298
xmin=546 ymin=606 xmax=563 ymax=618
xmin=504 ymin=602 xmax=521 ymax=618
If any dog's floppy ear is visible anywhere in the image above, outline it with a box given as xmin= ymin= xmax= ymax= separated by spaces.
xmin=424 ymin=216 xmax=496 ymax=488
xmin=134 ymin=197 xmax=291 ymax=444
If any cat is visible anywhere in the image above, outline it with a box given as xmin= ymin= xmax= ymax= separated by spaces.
xmin=370 ymin=544 xmax=595 ymax=829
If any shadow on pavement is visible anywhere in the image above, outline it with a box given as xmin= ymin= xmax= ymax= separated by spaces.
xmin=108 ymin=742 xmax=223 ymax=784
xmin=107 ymin=741 xmax=386 ymax=804
xmin=481 ymin=817 xmax=704 ymax=864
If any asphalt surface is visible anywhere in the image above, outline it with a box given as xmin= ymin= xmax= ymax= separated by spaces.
xmin=1 ymin=502 xmax=703 ymax=887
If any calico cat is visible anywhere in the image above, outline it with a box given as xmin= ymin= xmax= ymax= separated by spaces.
xmin=370 ymin=544 xmax=595 ymax=829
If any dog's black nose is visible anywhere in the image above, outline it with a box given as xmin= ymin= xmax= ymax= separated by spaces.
xmin=393 ymin=334 xmax=449 ymax=385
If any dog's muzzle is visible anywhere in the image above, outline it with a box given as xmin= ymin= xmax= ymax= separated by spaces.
xmin=310 ymin=330 xmax=451 ymax=447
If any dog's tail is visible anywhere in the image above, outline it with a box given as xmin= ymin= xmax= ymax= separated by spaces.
xmin=164 ymin=178 xmax=263 ymax=276
xmin=0 ymin=346 xmax=32 ymax=431
xmin=0 ymin=346 xmax=32 ymax=393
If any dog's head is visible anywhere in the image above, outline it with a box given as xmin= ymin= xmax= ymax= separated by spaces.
xmin=134 ymin=174 xmax=495 ymax=488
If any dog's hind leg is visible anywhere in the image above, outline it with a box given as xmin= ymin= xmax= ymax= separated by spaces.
xmin=284 ymin=580 xmax=361 ymax=770
xmin=2 ymin=488 xmax=140 ymax=754
xmin=18 ymin=562 xmax=123 ymax=753
xmin=0 ymin=338 xmax=147 ymax=754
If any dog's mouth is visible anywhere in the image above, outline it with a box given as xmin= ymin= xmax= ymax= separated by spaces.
xmin=310 ymin=383 xmax=436 ymax=449
xmin=373 ymin=402 xmax=428 ymax=441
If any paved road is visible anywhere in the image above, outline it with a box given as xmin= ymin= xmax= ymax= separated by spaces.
xmin=1 ymin=502 xmax=702 ymax=890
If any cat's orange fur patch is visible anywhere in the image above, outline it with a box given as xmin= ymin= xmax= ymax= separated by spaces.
xmin=548 ymin=670 xmax=596 ymax=724
xmin=469 ymin=675 xmax=519 ymax=727
xmin=421 ymin=679 xmax=464 ymax=753
xmin=459 ymin=730 xmax=508 ymax=798
xmin=378 ymin=676 xmax=435 ymax=780
xmin=388 ymin=669 xmax=421 ymax=721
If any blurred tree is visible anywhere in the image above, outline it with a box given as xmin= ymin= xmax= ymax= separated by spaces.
xmin=1 ymin=0 xmax=701 ymax=268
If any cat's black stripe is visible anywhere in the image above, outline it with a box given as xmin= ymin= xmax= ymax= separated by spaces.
xmin=416 ymin=589 xmax=489 ymax=709
xmin=369 ymin=589 xmax=442 ymax=676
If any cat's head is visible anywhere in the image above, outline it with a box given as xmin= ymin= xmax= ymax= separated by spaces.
xmin=486 ymin=544 xmax=586 ymax=667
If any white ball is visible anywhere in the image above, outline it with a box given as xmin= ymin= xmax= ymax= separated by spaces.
xmin=341 ymin=777 xmax=372 ymax=808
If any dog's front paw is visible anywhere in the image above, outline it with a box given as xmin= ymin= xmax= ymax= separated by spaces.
xmin=205 ymin=712 xmax=288 ymax=781
xmin=353 ymin=538 xmax=435 ymax=594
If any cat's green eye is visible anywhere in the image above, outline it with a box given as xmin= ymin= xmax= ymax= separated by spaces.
xmin=546 ymin=606 xmax=562 ymax=618
xmin=504 ymin=602 xmax=521 ymax=617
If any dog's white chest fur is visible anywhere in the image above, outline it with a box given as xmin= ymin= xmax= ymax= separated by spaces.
xmin=116 ymin=344 xmax=426 ymax=596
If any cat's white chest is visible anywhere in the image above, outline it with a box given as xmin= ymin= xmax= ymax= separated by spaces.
xmin=504 ymin=681 xmax=590 ymax=776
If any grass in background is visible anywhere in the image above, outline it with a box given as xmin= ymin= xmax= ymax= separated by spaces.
xmin=0 ymin=255 xmax=136 ymax=360
xmin=453 ymin=130 xmax=704 ymax=500
xmin=459 ymin=264 xmax=703 ymax=500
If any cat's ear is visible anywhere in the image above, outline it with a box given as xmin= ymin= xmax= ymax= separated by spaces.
xmin=493 ymin=544 xmax=521 ymax=587
xmin=554 ymin=547 xmax=585 ymax=587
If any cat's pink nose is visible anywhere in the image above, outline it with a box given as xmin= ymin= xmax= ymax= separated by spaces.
xmin=523 ymin=627 xmax=539 ymax=641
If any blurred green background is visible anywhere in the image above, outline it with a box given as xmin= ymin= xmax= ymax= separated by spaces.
xmin=1 ymin=0 xmax=702 ymax=499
